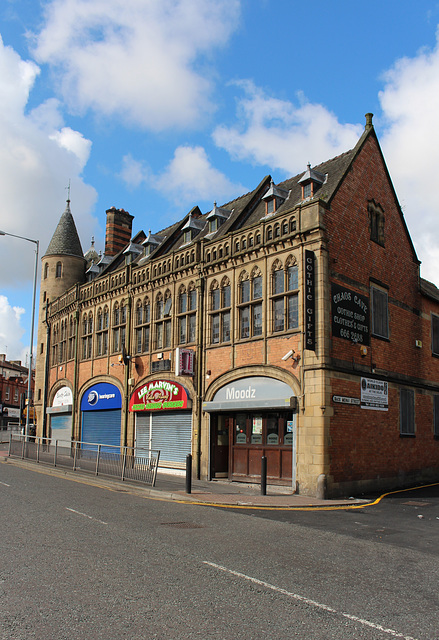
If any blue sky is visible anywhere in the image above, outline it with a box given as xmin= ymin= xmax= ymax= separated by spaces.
xmin=1 ymin=0 xmax=439 ymax=362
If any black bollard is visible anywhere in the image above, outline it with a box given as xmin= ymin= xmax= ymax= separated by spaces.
xmin=185 ymin=453 xmax=192 ymax=494
xmin=261 ymin=456 xmax=267 ymax=495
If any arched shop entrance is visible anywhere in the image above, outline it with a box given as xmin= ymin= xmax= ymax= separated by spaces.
xmin=203 ymin=376 xmax=297 ymax=484
xmin=47 ymin=386 xmax=73 ymax=443
xmin=130 ymin=379 xmax=192 ymax=471
xmin=80 ymin=382 xmax=122 ymax=452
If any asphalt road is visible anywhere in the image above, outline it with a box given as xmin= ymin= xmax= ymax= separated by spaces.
xmin=1 ymin=462 xmax=438 ymax=640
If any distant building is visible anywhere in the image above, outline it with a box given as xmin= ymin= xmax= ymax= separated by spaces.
xmin=34 ymin=114 xmax=439 ymax=497
xmin=0 ymin=354 xmax=34 ymax=435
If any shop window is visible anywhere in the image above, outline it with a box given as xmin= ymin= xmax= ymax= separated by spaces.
xmin=135 ymin=298 xmax=150 ymax=354
xmin=210 ymin=281 xmax=231 ymax=344
xmin=155 ymin=293 xmax=172 ymax=350
xmin=178 ymin=287 xmax=197 ymax=345
xmin=233 ymin=412 xmax=294 ymax=446
xmin=239 ymin=273 xmax=262 ymax=339
xmin=371 ymin=285 xmax=389 ymax=339
xmin=400 ymin=388 xmax=415 ymax=436
xmin=272 ymin=263 xmax=299 ymax=333
xmin=432 ymin=314 xmax=439 ymax=356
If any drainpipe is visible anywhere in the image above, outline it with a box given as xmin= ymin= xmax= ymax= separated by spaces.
xmin=195 ymin=264 xmax=205 ymax=479
xmin=72 ymin=305 xmax=80 ymax=440
xmin=123 ymin=286 xmax=132 ymax=448
xmin=42 ymin=302 xmax=51 ymax=440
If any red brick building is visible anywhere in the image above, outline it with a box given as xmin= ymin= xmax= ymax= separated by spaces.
xmin=0 ymin=354 xmax=34 ymax=436
xmin=34 ymin=114 xmax=439 ymax=497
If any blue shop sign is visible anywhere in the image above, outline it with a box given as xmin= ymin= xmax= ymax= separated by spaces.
xmin=81 ymin=383 xmax=122 ymax=411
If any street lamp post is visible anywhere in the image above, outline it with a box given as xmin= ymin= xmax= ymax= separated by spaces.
xmin=0 ymin=230 xmax=39 ymax=439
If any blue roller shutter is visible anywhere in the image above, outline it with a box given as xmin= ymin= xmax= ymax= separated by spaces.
xmin=81 ymin=409 xmax=121 ymax=453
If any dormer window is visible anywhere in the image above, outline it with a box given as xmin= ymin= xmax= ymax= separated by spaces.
xmin=142 ymin=230 xmax=163 ymax=258
xmin=182 ymin=211 xmax=205 ymax=245
xmin=123 ymin=240 xmax=142 ymax=265
xmin=262 ymin=180 xmax=288 ymax=216
xmin=207 ymin=202 xmax=231 ymax=234
xmin=298 ymin=163 xmax=327 ymax=200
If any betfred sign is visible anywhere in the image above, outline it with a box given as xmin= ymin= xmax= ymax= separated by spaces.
xmin=129 ymin=380 xmax=190 ymax=412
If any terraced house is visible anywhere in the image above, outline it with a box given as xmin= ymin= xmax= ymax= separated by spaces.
xmin=34 ymin=114 xmax=439 ymax=497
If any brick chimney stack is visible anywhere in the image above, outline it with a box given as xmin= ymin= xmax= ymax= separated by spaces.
xmin=105 ymin=207 xmax=134 ymax=256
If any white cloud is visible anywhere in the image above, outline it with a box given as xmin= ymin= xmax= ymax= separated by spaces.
xmin=120 ymin=154 xmax=150 ymax=189
xmin=0 ymin=35 xmax=97 ymax=291
xmin=156 ymin=145 xmax=246 ymax=205
xmin=0 ymin=36 xmax=97 ymax=359
xmin=379 ymin=29 xmax=439 ymax=284
xmin=120 ymin=146 xmax=246 ymax=207
xmin=32 ymin=0 xmax=241 ymax=131
xmin=0 ymin=296 xmax=27 ymax=362
xmin=213 ymin=81 xmax=362 ymax=175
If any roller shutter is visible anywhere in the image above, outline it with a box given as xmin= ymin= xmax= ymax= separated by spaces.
xmin=50 ymin=413 xmax=72 ymax=443
xmin=81 ymin=409 xmax=121 ymax=453
xmin=136 ymin=411 xmax=191 ymax=467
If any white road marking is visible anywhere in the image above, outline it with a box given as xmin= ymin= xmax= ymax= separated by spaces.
xmin=203 ymin=561 xmax=418 ymax=640
xmin=66 ymin=508 xmax=108 ymax=525
xmin=0 ymin=481 xmax=10 ymax=486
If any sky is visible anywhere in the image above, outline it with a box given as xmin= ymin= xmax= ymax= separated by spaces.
xmin=1 ymin=0 xmax=439 ymax=363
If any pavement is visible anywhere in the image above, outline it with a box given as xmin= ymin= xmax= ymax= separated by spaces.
xmin=0 ymin=442 xmax=367 ymax=509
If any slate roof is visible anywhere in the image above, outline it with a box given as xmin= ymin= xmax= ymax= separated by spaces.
xmin=44 ymin=200 xmax=84 ymax=258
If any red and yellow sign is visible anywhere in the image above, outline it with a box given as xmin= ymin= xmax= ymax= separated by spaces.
xmin=129 ymin=380 xmax=190 ymax=412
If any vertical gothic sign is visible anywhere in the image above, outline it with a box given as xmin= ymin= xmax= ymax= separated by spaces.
xmin=305 ymin=250 xmax=316 ymax=351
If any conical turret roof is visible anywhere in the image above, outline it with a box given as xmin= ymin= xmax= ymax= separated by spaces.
xmin=44 ymin=200 xmax=84 ymax=258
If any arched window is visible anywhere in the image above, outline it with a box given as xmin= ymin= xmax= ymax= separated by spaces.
xmin=44 ymin=263 xmax=49 ymax=279
xmin=272 ymin=259 xmax=299 ymax=333
xmin=210 ymin=279 xmax=231 ymax=344
xmin=238 ymin=269 xmax=262 ymax=339
xmin=135 ymin=298 xmax=150 ymax=354
xmin=178 ymin=285 xmax=197 ymax=345
xmin=55 ymin=262 xmax=62 ymax=278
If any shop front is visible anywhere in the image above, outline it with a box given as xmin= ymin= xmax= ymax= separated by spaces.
xmin=47 ymin=386 xmax=73 ymax=443
xmin=80 ymin=382 xmax=122 ymax=451
xmin=130 ymin=379 xmax=192 ymax=470
xmin=203 ymin=376 xmax=297 ymax=484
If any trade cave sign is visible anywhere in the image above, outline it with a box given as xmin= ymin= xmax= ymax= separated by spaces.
xmin=331 ymin=283 xmax=370 ymax=346
xmin=129 ymin=379 xmax=191 ymax=412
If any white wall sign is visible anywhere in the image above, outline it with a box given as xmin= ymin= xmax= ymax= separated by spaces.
xmin=53 ymin=387 xmax=73 ymax=407
xmin=361 ymin=378 xmax=388 ymax=411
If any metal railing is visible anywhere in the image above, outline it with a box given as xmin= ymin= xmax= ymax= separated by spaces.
xmin=8 ymin=435 xmax=160 ymax=487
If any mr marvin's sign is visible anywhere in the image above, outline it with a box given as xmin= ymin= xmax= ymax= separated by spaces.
xmin=129 ymin=380 xmax=190 ymax=412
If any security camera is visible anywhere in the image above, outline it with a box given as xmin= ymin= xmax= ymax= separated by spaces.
xmin=282 ymin=349 xmax=295 ymax=361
